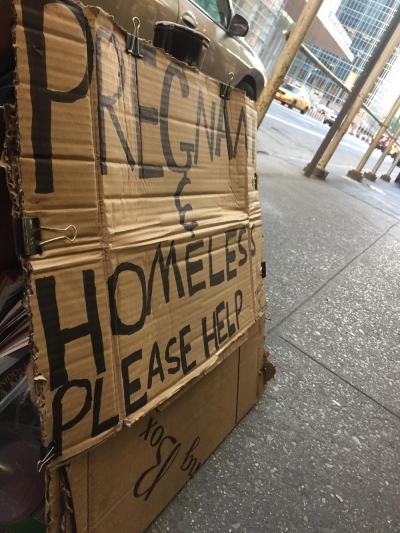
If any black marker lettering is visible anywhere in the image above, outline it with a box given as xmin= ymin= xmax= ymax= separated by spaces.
xmin=238 ymin=227 xmax=248 ymax=266
xmin=234 ymin=290 xmax=243 ymax=330
xmin=165 ymin=337 xmax=180 ymax=375
xmin=142 ymin=44 xmax=157 ymax=66
xmin=139 ymin=416 xmax=157 ymax=440
xmin=216 ymin=101 xmax=248 ymax=160
xmin=180 ymin=325 xmax=196 ymax=374
xmin=21 ymin=0 xmax=93 ymax=193
xmin=208 ymin=236 xmax=224 ymax=286
xmin=185 ymin=240 xmax=206 ymax=296
xmin=138 ymin=100 xmax=164 ymax=178
xmin=201 ymin=312 xmax=218 ymax=359
xmin=230 ymin=105 xmax=248 ymax=160
xmin=150 ymin=425 xmax=164 ymax=447
xmin=160 ymin=62 xmax=193 ymax=171
xmin=91 ymin=377 xmax=119 ymax=437
xmin=96 ymin=27 xmax=135 ymax=175
xmin=226 ymin=301 xmax=236 ymax=338
xmin=215 ymin=100 xmax=227 ymax=158
xmin=36 ymin=270 xmax=104 ymax=391
xmin=181 ymin=437 xmax=201 ymax=476
xmin=52 ymin=379 xmax=92 ymax=456
xmin=121 ymin=350 xmax=147 ymax=415
xmin=147 ymin=242 xmax=185 ymax=316
xmin=250 ymin=224 xmax=256 ymax=257
xmin=147 ymin=342 xmax=165 ymax=389
xmin=134 ymin=435 xmax=181 ymax=500
xmin=250 ymin=111 xmax=256 ymax=164
xmin=225 ymin=229 xmax=237 ymax=281
xmin=108 ymin=262 xmax=147 ymax=335
xmin=175 ymin=173 xmax=198 ymax=236
xmin=216 ymin=301 xmax=227 ymax=345
xmin=194 ymin=88 xmax=215 ymax=164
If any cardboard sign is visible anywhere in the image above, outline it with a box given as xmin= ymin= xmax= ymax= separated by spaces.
xmin=11 ymin=0 xmax=265 ymax=462
xmin=48 ymin=318 xmax=266 ymax=533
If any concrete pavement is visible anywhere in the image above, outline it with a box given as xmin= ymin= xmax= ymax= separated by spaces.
xmin=147 ymin=134 xmax=400 ymax=532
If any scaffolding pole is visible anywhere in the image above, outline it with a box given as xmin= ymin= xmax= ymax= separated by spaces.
xmin=298 ymin=44 xmax=387 ymax=131
xmin=256 ymin=0 xmax=325 ymax=129
xmin=347 ymin=94 xmax=400 ymax=181
xmin=381 ymin=151 xmax=400 ymax=182
xmin=303 ymin=9 xmax=400 ymax=179
xmin=363 ymin=124 xmax=400 ymax=181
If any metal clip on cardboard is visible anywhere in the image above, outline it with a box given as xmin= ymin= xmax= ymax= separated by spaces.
xmin=253 ymin=173 xmax=259 ymax=190
xmin=13 ymin=217 xmax=77 ymax=256
xmin=220 ymin=72 xmax=234 ymax=100
xmin=37 ymin=445 xmax=56 ymax=472
xmin=126 ymin=17 xmax=143 ymax=59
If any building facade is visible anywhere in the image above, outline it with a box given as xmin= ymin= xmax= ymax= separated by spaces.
xmin=232 ymin=0 xmax=354 ymax=78
xmin=232 ymin=0 xmax=294 ymax=77
xmin=287 ymin=0 xmax=400 ymax=121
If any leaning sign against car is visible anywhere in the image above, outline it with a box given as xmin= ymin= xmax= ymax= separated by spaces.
xmin=84 ymin=0 xmax=267 ymax=100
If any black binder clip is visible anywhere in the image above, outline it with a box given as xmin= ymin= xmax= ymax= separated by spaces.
xmin=13 ymin=217 xmax=77 ymax=256
xmin=253 ymin=173 xmax=259 ymax=190
xmin=126 ymin=17 xmax=143 ymax=59
xmin=220 ymin=72 xmax=234 ymax=101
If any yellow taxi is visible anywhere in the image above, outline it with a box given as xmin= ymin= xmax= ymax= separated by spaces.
xmin=275 ymin=83 xmax=311 ymax=115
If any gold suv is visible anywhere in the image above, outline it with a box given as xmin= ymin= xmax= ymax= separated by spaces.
xmin=86 ymin=0 xmax=267 ymax=100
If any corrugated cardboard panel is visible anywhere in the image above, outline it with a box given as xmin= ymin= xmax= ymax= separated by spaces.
xmin=14 ymin=1 xmax=100 ymax=256
xmin=65 ymin=350 xmax=240 ymax=533
xmin=62 ymin=456 xmax=88 ymax=533
xmin=11 ymin=0 xmax=264 ymax=463
xmin=28 ymin=252 xmax=120 ymax=457
xmin=56 ymin=317 xmax=267 ymax=533
xmin=236 ymin=317 xmax=265 ymax=422
xmin=108 ymin=233 xmax=254 ymax=425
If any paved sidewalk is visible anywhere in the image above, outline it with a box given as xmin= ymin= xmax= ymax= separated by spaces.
xmin=147 ymin=147 xmax=400 ymax=532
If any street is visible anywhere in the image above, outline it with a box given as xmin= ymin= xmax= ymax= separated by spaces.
xmin=260 ymin=101 xmax=396 ymax=176
xmin=258 ymin=101 xmax=400 ymax=219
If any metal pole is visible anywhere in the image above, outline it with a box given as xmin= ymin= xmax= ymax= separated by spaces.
xmin=349 ymin=93 xmax=400 ymax=180
xmin=299 ymin=44 xmax=385 ymax=129
xmin=318 ymin=30 xmax=400 ymax=179
xmin=257 ymin=0 xmax=325 ymax=128
xmin=303 ymin=9 xmax=400 ymax=178
xmin=381 ymin=151 xmax=400 ymax=181
xmin=365 ymin=125 xmax=400 ymax=180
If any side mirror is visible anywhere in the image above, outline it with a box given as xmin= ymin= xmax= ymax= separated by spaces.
xmin=228 ymin=14 xmax=249 ymax=37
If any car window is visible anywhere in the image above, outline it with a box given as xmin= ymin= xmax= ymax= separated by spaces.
xmin=282 ymin=84 xmax=300 ymax=94
xmin=193 ymin=0 xmax=230 ymax=27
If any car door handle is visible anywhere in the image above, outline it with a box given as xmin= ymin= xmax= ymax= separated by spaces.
xmin=182 ymin=11 xmax=197 ymax=28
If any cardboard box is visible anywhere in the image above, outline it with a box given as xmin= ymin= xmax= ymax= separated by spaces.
xmin=1 ymin=0 xmax=273 ymax=530
xmin=46 ymin=318 xmax=268 ymax=533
